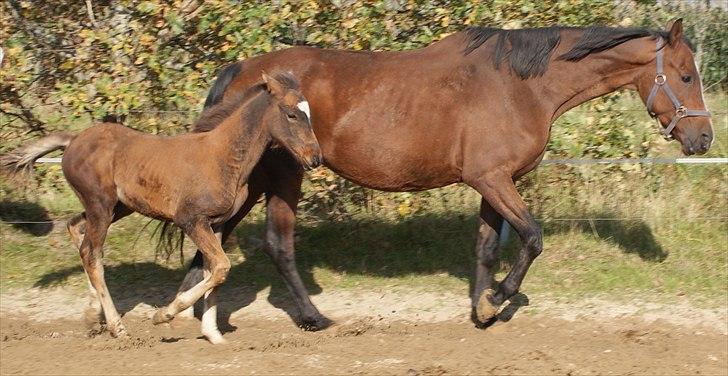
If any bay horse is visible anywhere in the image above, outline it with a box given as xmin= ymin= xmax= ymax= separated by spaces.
xmin=2 ymin=72 xmax=322 ymax=344
xmin=181 ymin=19 xmax=712 ymax=329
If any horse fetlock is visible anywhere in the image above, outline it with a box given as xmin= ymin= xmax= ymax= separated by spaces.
xmin=211 ymin=264 xmax=231 ymax=284
xmin=476 ymin=289 xmax=500 ymax=323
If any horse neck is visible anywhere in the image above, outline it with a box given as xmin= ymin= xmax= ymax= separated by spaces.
xmin=207 ymin=93 xmax=271 ymax=179
xmin=539 ymin=37 xmax=655 ymax=122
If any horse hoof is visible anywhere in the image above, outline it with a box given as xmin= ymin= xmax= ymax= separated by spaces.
xmin=203 ymin=331 xmax=228 ymax=345
xmin=299 ymin=314 xmax=333 ymax=331
xmin=152 ymin=309 xmax=174 ymax=325
xmin=476 ymin=289 xmax=500 ymax=323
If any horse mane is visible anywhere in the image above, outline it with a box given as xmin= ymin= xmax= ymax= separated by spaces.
xmin=193 ymin=71 xmax=300 ymax=133
xmin=463 ymin=25 xmax=688 ymax=80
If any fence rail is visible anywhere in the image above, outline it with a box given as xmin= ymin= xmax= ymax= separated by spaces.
xmin=35 ymin=157 xmax=728 ymax=165
xmin=5 ymin=155 xmax=726 ymax=241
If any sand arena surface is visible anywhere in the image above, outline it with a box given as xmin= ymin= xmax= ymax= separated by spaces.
xmin=1 ymin=287 xmax=726 ymax=375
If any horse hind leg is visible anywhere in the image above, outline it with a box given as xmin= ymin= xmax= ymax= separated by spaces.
xmin=74 ymin=203 xmax=132 ymax=337
xmin=468 ymin=173 xmax=543 ymax=324
xmin=68 ymin=213 xmax=105 ymax=332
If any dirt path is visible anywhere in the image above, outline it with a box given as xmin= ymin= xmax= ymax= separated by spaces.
xmin=1 ymin=288 xmax=727 ymax=375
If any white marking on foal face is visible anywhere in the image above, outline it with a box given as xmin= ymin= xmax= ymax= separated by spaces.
xmin=297 ymin=101 xmax=311 ymax=121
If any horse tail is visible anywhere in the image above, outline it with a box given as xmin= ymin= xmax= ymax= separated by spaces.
xmin=1 ymin=133 xmax=75 ymax=175
xmin=203 ymin=62 xmax=243 ymax=108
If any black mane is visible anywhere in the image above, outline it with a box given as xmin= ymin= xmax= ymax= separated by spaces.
xmin=463 ymin=26 xmax=678 ymax=79
xmin=193 ymin=72 xmax=299 ymax=133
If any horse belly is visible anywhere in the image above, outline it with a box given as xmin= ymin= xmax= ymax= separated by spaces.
xmin=326 ymin=136 xmax=460 ymax=191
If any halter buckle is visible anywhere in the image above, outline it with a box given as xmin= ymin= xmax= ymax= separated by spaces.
xmin=654 ymin=74 xmax=666 ymax=85
xmin=676 ymin=106 xmax=687 ymax=118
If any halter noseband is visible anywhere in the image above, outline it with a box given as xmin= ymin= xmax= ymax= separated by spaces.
xmin=645 ymin=38 xmax=711 ymax=140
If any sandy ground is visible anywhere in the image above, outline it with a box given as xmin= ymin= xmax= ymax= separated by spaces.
xmin=1 ymin=287 xmax=727 ymax=375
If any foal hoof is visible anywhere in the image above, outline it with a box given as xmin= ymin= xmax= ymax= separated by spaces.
xmin=476 ymin=289 xmax=500 ymax=323
xmin=152 ymin=309 xmax=174 ymax=325
xmin=110 ymin=323 xmax=129 ymax=339
xmin=203 ymin=331 xmax=228 ymax=345
xmin=298 ymin=314 xmax=333 ymax=331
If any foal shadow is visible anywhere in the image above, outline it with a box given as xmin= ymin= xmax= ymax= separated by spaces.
xmin=0 ymin=199 xmax=54 ymax=236
xmin=33 ymin=262 xmax=185 ymax=315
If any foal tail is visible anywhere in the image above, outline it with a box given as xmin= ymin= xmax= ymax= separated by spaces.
xmin=1 ymin=133 xmax=75 ymax=175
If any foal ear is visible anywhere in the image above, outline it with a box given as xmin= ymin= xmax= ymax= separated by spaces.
xmin=261 ymin=71 xmax=286 ymax=99
xmin=666 ymin=18 xmax=683 ymax=47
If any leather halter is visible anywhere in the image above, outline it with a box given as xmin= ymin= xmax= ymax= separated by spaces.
xmin=645 ymin=38 xmax=711 ymax=140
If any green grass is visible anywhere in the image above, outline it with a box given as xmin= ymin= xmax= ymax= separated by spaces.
xmin=0 ymin=92 xmax=726 ymax=307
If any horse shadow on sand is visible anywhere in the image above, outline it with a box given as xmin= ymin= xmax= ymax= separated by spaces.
xmin=33 ymin=209 xmax=666 ymax=332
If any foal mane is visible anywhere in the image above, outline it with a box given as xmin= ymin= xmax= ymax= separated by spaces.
xmin=463 ymin=25 xmax=687 ymax=80
xmin=193 ymin=72 xmax=300 ymax=133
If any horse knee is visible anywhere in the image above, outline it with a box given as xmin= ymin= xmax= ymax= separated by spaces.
xmin=524 ymin=230 xmax=543 ymax=259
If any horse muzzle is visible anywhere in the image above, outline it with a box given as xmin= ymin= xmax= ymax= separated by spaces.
xmin=681 ymin=132 xmax=712 ymax=156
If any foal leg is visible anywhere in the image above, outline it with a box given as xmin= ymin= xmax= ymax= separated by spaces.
xmin=68 ymin=204 xmax=133 ymax=331
xmin=176 ymin=168 xmax=266 ymax=318
xmin=200 ymin=228 xmax=224 ymax=342
xmin=78 ymin=204 xmax=130 ymax=337
xmin=468 ymin=173 xmax=542 ymax=324
xmin=67 ymin=213 xmax=104 ymax=329
xmin=471 ymin=199 xmax=504 ymax=321
xmin=152 ymin=219 xmax=231 ymax=344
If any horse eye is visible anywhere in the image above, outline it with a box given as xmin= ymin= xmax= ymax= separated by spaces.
xmin=681 ymin=75 xmax=692 ymax=83
xmin=286 ymin=113 xmax=297 ymax=120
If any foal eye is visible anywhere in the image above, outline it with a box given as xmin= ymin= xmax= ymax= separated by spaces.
xmin=681 ymin=75 xmax=692 ymax=83
xmin=286 ymin=113 xmax=297 ymax=120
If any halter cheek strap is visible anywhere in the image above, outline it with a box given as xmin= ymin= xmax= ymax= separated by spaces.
xmin=645 ymin=38 xmax=711 ymax=139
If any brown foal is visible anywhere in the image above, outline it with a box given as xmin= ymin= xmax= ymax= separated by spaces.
xmin=178 ymin=19 xmax=712 ymax=329
xmin=2 ymin=73 xmax=322 ymax=343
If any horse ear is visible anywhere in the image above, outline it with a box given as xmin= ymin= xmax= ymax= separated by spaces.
xmin=262 ymin=71 xmax=285 ymax=98
xmin=666 ymin=18 xmax=683 ymax=47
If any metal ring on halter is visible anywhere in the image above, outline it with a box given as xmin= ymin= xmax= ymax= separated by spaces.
xmin=675 ymin=106 xmax=687 ymax=118
xmin=654 ymin=74 xmax=666 ymax=85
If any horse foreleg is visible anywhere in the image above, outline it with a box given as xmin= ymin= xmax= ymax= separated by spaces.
xmin=471 ymin=198 xmax=504 ymax=323
xmin=468 ymin=173 xmax=542 ymax=325
xmin=175 ymin=170 xmax=265 ymax=318
xmin=153 ymin=220 xmax=231 ymax=344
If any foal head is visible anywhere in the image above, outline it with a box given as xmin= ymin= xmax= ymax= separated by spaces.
xmin=634 ymin=19 xmax=713 ymax=155
xmin=261 ymin=72 xmax=322 ymax=169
